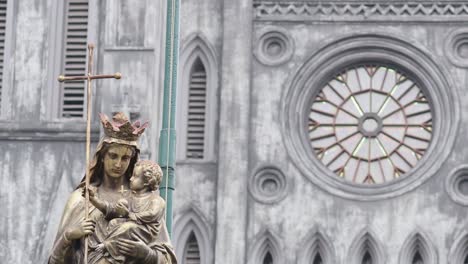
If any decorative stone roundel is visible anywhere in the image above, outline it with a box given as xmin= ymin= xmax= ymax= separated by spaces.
xmin=254 ymin=28 xmax=293 ymax=66
xmin=445 ymin=28 xmax=468 ymax=68
xmin=446 ymin=166 xmax=468 ymax=206
xmin=309 ymin=64 xmax=432 ymax=184
xmin=249 ymin=166 xmax=288 ymax=204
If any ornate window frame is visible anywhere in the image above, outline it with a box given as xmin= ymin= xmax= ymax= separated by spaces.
xmin=173 ymin=207 xmax=213 ymax=264
xmin=448 ymin=231 xmax=468 ymax=264
xmin=297 ymin=230 xmax=336 ymax=264
xmin=248 ymin=230 xmax=284 ymax=264
xmin=176 ymin=33 xmax=218 ymax=162
xmin=347 ymin=229 xmax=385 ymax=264
xmin=398 ymin=230 xmax=438 ymax=264
xmin=281 ymin=33 xmax=459 ymax=200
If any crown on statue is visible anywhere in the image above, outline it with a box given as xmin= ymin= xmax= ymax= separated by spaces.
xmin=100 ymin=112 xmax=148 ymax=142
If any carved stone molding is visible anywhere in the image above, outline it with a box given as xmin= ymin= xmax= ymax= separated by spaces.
xmin=347 ymin=229 xmax=386 ymax=264
xmin=0 ymin=122 xmax=100 ymax=141
xmin=253 ymin=1 xmax=468 ymax=21
xmin=446 ymin=165 xmax=468 ymax=206
xmin=448 ymin=231 xmax=468 ymax=264
xmin=399 ymin=230 xmax=438 ymax=264
xmin=297 ymin=230 xmax=336 ymax=264
xmin=254 ymin=27 xmax=294 ymax=66
xmin=247 ymin=230 xmax=284 ymax=264
xmin=445 ymin=28 xmax=468 ymax=68
xmin=248 ymin=166 xmax=289 ymax=204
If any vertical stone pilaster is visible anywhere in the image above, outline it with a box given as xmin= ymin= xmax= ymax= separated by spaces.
xmin=215 ymin=0 xmax=252 ymax=263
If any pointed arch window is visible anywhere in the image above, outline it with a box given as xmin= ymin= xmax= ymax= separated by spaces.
xmin=183 ymin=232 xmax=201 ymax=264
xmin=312 ymin=253 xmax=323 ymax=264
xmin=263 ymin=251 xmax=274 ymax=264
xmin=177 ymin=35 xmax=218 ymax=162
xmin=362 ymin=252 xmax=372 ymax=264
xmin=412 ymin=252 xmax=423 ymax=264
xmin=186 ymin=58 xmax=207 ymax=159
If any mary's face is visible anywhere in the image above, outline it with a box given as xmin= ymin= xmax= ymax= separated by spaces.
xmin=103 ymin=145 xmax=134 ymax=179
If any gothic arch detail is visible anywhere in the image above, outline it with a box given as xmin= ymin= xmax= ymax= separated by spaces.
xmin=448 ymin=231 xmax=468 ymax=264
xmin=177 ymin=33 xmax=218 ymax=161
xmin=399 ymin=230 xmax=438 ymax=264
xmin=347 ymin=230 xmax=385 ymax=264
xmin=297 ymin=230 xmax=335 ymax=264
xmin=173 ymin=207 xmax=213 ymax=264
xmin=248 ymin=230 xmax=283 ymax=264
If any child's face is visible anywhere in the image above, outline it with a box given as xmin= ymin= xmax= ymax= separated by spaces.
xmin=129 ymin=164 xmax=146 ymax=191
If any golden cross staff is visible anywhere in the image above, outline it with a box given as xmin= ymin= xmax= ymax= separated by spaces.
xmin=58 ymin=43 xmax=121 ymax=264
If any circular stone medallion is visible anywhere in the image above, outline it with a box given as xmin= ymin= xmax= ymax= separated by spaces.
xmin=249 ymin=167 xmax=289 ymax=204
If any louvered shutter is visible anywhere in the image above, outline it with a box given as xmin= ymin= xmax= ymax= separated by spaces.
xmin=186 ymin=58 xmax=207 ymax=159
xmin=60 ymin=0 xmax=89 ymax=118
xmin=0 ymin=0 xmax=7 ymax=111
xmin=184 ymin=232 xmax=201 ymax=264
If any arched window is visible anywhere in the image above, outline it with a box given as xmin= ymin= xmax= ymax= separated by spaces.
xmin=263 ymin=251 xmax=273 ymax=264
xmin=464 ymin=253 xmax=468 ymax=264
xmin=183 ymin=231 xmax=201 ymax=264
xmin=177 ymin=35 xmax=218 ymax=161
xmin=186 ymin=58 xmax=207 ymax=159
xmin=347 ymin=231 xmax=384 ymax=264
xmin=298 ymin=231 xmax=335 ymax=264
xmin=362 ymin=252 xmax=372 ymax=264
xmin=312 ymin=253 xmax=323 ymax=264
xmin=412 ymin=252 xmax=423 ymax=264
xmin=173 ymin=208 xmax=213 ymax=264
xmin=250 ymin=230 xmax=283 ymax=264
xmin=399 ymin=231 xmax=436 ymax=264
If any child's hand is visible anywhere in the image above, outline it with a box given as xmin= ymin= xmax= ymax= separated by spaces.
xmin=115 ymin=199 xmax=129 ymax=217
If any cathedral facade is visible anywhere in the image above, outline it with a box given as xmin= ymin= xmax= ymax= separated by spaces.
xmin=1 ymin=0 xmax=468 ymax=263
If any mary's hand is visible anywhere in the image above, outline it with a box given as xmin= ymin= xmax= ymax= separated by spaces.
xmin=116 ymin=236 xmax=152 ymax=260
xmin=64 ymin=218 xmax=96 ymax=240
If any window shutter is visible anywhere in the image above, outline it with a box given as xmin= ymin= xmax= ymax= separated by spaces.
xmin=184 ymin=232 xmax=201 ymax=264
xmin=186 ymin=58 xmax=207 ymax=159
xmin=0 ymin=0 xmax=7 ymax=111
xmin=60 ymin=0 xmax=89 ymax=118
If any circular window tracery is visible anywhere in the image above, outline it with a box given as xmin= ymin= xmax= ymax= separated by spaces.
xmin=308 ymin=64 xmax=433 ymax=184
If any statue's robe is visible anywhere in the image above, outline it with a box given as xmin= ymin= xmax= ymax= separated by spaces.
xmin=48 ymin=188 xmax=177 ymax=264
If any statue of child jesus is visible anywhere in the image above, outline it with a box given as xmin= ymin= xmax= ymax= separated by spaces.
xmin=88 ymin=160 xmax=166 ymax=264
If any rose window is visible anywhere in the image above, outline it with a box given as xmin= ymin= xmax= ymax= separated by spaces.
xmin=308 ymin=64 xmax=432 ymax=184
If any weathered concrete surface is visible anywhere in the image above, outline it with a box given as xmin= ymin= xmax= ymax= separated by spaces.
xmin=2 ymin=0 xmax=468 ymax=263
xmin=0 ymin=0 xmax=167 ymax=263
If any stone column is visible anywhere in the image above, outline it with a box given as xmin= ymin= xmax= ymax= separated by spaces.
xmin=215 ymin=0 xmax=252 ymax=263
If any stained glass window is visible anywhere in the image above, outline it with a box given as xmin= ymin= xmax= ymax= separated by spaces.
xmin=308 ymin=64 xmax=432 ymax=184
